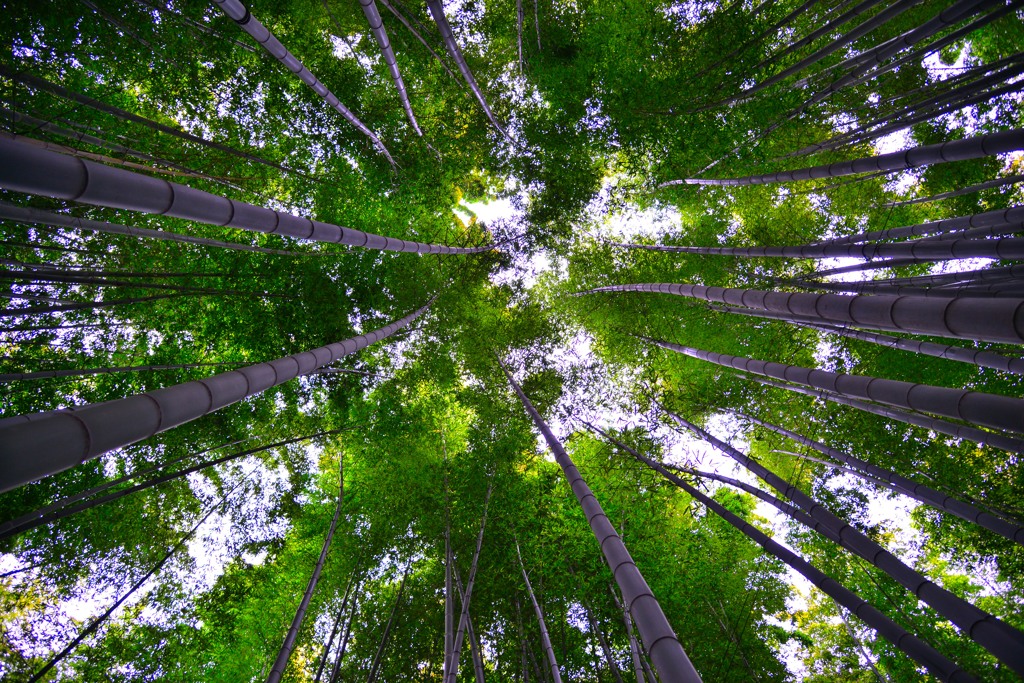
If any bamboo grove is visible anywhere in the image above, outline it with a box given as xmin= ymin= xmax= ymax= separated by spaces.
xmin=1 ymin=0 xmax=1022 ymax=680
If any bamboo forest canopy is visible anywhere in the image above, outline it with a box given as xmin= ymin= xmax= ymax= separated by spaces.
xmin=2 ymin=0 xmax=1024 ymax=680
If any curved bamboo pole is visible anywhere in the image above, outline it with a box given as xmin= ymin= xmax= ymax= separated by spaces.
xmin=0 ymin=299 xmax=433 ymax=493
xmin=267 ymin=458 xmax=346 ymax=683
xmin=643 ymin=336 xmax=1024 ymax=435
xmin=603 ymin=433 xmax=978 ymax=683
xmin=735 ymin=411 xmax=1024 ymax=544
xmin=359 ymin=0 xmax=423 ymax=135
xmin=0 ymin=137 xmax=491 ymax=254
xmin=212 ymin=0 xmax=395 ymax=166
xmin=576 ymin=282 xmax=1024 ymax=345
xmin=660 ymin=129 xmax=1024 ymax=187
xmin=499 ymin=357 xmax=701 ymax=683
xmin=660 ymin=410 xmax=1024 ymax=676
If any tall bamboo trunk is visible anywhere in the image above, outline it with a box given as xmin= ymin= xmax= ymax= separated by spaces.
xmin=427 ymin=0 xmax=510 ymax=140
xmin=614 ymin=587 xmax=648 ymax=683
xmin=359 ymin=0 xmax=423 ymax=135
xmin=376 ymin=0 xmax=459 ymax=80
xmin=314 ymin=571 xmax=358 ymax=683
xmin=882 ymin=173 xmax=1024 ymax=208
xmin=745 ymin=373 xmax=1024 ymax=454
xmin=212 ymin=0 xmax=395 ymax=166
xmin=661 ymin=129 xmax=1023 ymax=187
xmin=2 ymin=110 xmax=244 ymax=189
xmin=745 ymin=0 xmax=887 ymax=79
xmin=266 ymin=458 xmax=346 ymax=682
xmin=0 ymin=203 xmax=311 ymax=257
xmin=447 ymin=484 xmax=493 ymax=683
xmin=610 ymin=436 xmax=977 ymax=683
xmin=499 ymin=358 xmax=701 ymax=682
xmin=710 ymin=306 xmax=1024 ymax=376
xmin=516 ymin=538 xmax=564 ymax=683
xmin=1 ymin=291 xmax=182 ymax=318
xmin=366 ymin=561 xmax=411 ymax=683
xmin=329 ymin=590 xmax=360 ymax=683
xmin=581 ymin=595 xmax=625 ymax=683
xmin=708 ymin=0 xmax=918 ymax=108
xmin=812 ymin=204 xmax=1024 ymax=246
xmin=643 ymin=336 xmax=1024 ymax=434
xmin=734 ymin=411 xmax=1024 ymax=545
xmin=657 ymin=411 xmax=1024 ymax=675
xmin=0 ymin=137 xmax=491 ymax=254
xmin=764 ymin=0 xmax=997 ymax=139
xmin=0 ymin=299 xmax=434 ymax=493
xmin=576 ymin=282 xmax=1024 ymax=345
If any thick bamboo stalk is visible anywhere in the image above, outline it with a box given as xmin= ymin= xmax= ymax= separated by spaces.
xmin=746 ymin=372 xmax=1024 ymax=453
xmin=660 ymin=411 xmax=1024 ymax=675
xmin=735 ymin=412 xmax=1024 ymax=544
xmin=359 ymin=0 xmax=423 ymax=135
xmin=516 ymin=538 xmax=564 ymax=683
xmin=500 ymin=358 xmax=701 ymax=682
xmin=0 ymin=203 xmax=312 ymax=257
xmin=813 ymin=205 xmax=1024 ymax=246
xmin=0 ymin=137 xmax=490 ymax=253
xmin=644 ymin=336 xmax=1024 ymax=435
xmin=0 ymin=299 xmax=433 ymax=493
xmin=427 ymin=0 xmax=509 ymax=140
xmin=612 ymin=437 xmax=978 ymax=683
xmin=211 ymin=0 xmax=395 ymax=166
xmin=662 ymin=129 xmax=1024 ymax=187
xmin=576 ymin=282 xmax=1024 ymax=345
xmin=601 ymin=234 xmax=1024 ymax=261
xmin=710 ymin=305 xmax=1024 ymax=375
xmin=267 ymin=458 xmax=346 ymax=683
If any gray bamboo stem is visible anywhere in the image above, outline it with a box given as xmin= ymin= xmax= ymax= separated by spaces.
xmin=516 ymin=537 xmax=564 ymax=683
xmin=0 ymin=137 xmax=489 ymax=253
xmin=744 ymin=373 xmax=1024 ymax=454
xmin=359 ymin=0 xmax=423 ymax=135
xmin=266 ymin=458 xmax=346 ymax=683
xmin=0 ymin=298 xmax=433 ymax=492
xmin=576 ymin=282 xmax=1024 ymax=345
xmin=212 ymin=0 xmax=395 ymax=166
xmin=662 ymin=129 xmax=1023 ymax=187
xmin=607 ymin=435 xmax=977 ymax=683
xmin=500 ymin=357 xmax=700 ymax=682
xmin=644 ymin=336 xmax=1024 ymax=435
